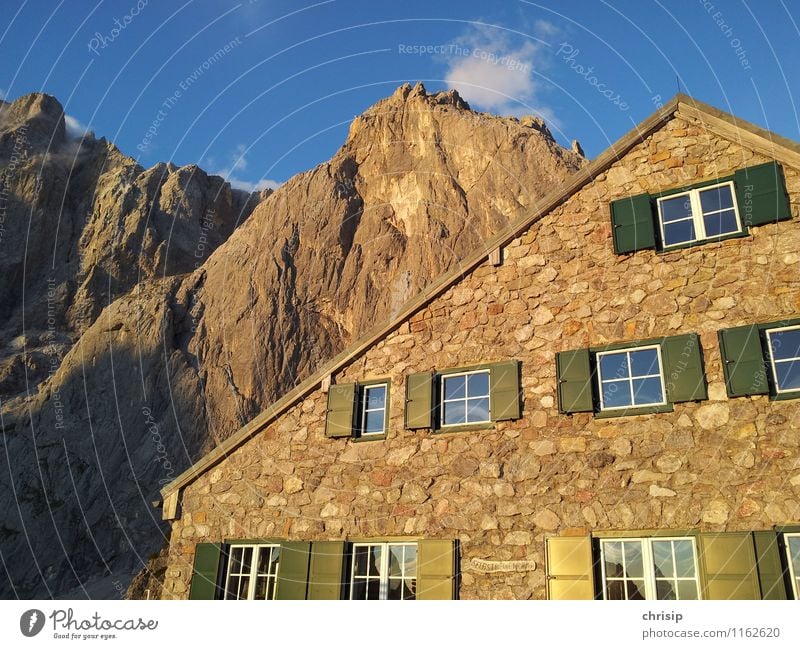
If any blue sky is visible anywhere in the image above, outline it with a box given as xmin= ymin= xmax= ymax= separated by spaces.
xmin=1 ymin=0 xmax=798 ymax=191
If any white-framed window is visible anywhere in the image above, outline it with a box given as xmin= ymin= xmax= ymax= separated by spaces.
xmin=785 ymin=533 xmax=800 ymax=599
xmin=223 ymin=544 xmax=280 ymax=600
xmin=440 ymin=370 xmax=490 ymax=426
xmin=359 ymin=383 xmax=388 ymax=436
xmin=600 ymin=537 xmax=701 ymax=600
xmin=350 ymin=542 xmax=417 ymax=600
xmin=656 ymin=181 xmax=742 ymax=249
xmin=765 ymin=326 xmax=800 ymax=394
xmin=596 ymin=345 xmax=667 ymax=411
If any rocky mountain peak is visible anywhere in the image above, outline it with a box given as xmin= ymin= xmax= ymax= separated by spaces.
xmin=0 ymin=85 xmax=586 ymax=598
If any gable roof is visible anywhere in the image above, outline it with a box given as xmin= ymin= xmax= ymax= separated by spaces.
xmin=159 ymin=93 xmax=800 ymax=506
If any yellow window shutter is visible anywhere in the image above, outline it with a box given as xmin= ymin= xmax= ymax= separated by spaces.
xmin=698 ymin=532 xmax=760 ymax=599
xmin=546 ymin=535 xmax=595 ymax=600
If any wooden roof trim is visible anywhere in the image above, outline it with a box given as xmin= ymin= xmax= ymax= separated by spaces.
xmin=160 ymin=92 xmax=798 ymax=502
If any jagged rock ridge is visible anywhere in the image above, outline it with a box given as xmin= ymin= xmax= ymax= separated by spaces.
xmin=0 ymin=83 xmax=584 ymax=598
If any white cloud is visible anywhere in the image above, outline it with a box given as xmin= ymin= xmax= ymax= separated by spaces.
xmin=208 ymin=144 xmax=281 ymax=193
xmin=442 ymin=24 xmax=560 ymax=127
xmin=64 ymin=114 xmax=90 ymax=139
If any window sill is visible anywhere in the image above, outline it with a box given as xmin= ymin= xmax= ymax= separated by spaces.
xmin=594 ymin=404 xmax=674 ymax=419
xmin=656 ymin=230 xmax=750 ymax=255
xmin=770 ymin=391 xmax=800 ymax=402
xmin=432 ymin=422 xmax=495 ymax=435
xmin=352 ymin=433 xmax=388 ymax=443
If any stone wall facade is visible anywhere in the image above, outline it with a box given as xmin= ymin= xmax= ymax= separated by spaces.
xmin=162 ymin=112 xmax=800 ymax=600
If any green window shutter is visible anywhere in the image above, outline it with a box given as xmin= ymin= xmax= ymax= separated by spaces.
xmin=275 ymin=541 xmax=311 ymax=600
xmin=545 ymin=536 xmax=595 ymax=600
xmin=753 ymin=531 xmax=788 ymax=600
xmin=610 ymin=193 xmax=656 ymax=254
xmin=698 ymin=532 xmax=760 ymax=600
xmin=489 ymin=360 xmax=521 ymax=421
xmin=416 ymin=539 xmax=456 ymax=600
xmin=556 ymin=349 xmax=594 ymax=414
xmin=188 ymin=543 xmax=223 ymax=600
xmin=662 ymin=333 xmax=707 ymax=403
xmin=734 ymin=161 xmax=791 ymax=227
xmin=718 ymin=325 xmax=769 ymax=397
xmin=307 ymin=541 xmax=345 ymax=600
xmin=405 ymin=372 xmax=434 ymax=429
xmin=325 ymin=383 xmax=356 ymax=438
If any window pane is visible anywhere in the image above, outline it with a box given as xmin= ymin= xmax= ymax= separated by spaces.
xmin=403 ymin=545 xmax=417 ymax=578
xmin=443 ymin=400 xmax=466 ymax=425
xmin=254 ymin=576 xmax=268 ymax=600
xmin=365 ymin=385 xmax=386 ymax=409
xmin=660 ymin=195 xmax=692 ymax=222
xmin=241 ymin=547 xmax=253 ymax=573
xmin=371 ymin=546 xmax=383 ymax=578
xmin=602 ymin=380 xmax=632 ymax=408
xmin=466 ymin=397 xmax=490 ymax=422
xmin=663 ymin=219 xmax=696 ymax=246
xmin=774 ymin=361 xmax=800 ymax=392
xmin=677 ymin=581 xmax=698 ymax=600
xmin=366 ymin=578 xmax=381 ymax=600
xmin=789 ymin=537 xmax=800 ymax=566
xmin=630 ymin=348 xmax=660 ymax=377
xmin=652 ymin=541 xmax=675 ymax=579
xmin=257 ymin=547 xmax=275 ymax=574
xmin=603 ymin=541 xmax=623 ymax=578
xmin=225 ymin=576 xmax=240 ymax=599
xmin=364 ymin=410 xmax=385 ymax=433
xmin=626 ymin=580 xmax=646 ymax=600
xmin=388 ymin=546 xmax=405 ymax=578
xmin=237 ymin=576 xmax=250 ymax=600
xmin=230 ymin=547 xmax=244 ymax=574
xmin=770 ymin=329 xmax=800 ymax=361
xmin=467 ymin=372 xmax=489 ymax=398
xmin=599 ymin=352 xmax=629 ymax=380
xmin=624 ymin=541 xmax=644 ymax=578
xmin=443 ymin=375 xmax=465 ymax=400
xmin=606 ymin=581 xmax=626 ymax=600
xmin=353 ymin=546 xmax=370 ymax=576
xmin=403 ymin=580 xmax=417 ymax=600
xmin=351 ymin=578 xmax=367 ymax=600
xmin=703 ymin=209 xmax=738 ymax=237
xmin=387 ymin=579 xmax=403 ymax=600
xmin=673 ymin=540 xmax=696 ymax=578
xmin=656 ymin=579 xmax=676 ymax=600
xmin=632 ymin=377 xmax=664 ymax=405
xmin=699 ymin=185 xmax=734 ymax=212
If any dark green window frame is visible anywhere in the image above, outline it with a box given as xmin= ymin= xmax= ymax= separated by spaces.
xmin=354 ymin=378 xmax=391 ymax=441
xmin=557 ymin=333 xmax=707 ymax=418
xmin=609 ymin=161 xmax=791 ymax=255
xmin=426 ymin=361 xmax=521 ymax=434
xmin=325 ymin=378 xmax=392 ymax=441
xmin=718 ymin=317 xmax=800 ymax=401
xmin=653 ymin=176 xmax=749 ymax=252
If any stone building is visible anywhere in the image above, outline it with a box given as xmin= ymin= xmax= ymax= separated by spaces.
xmin=158 ymin=94 xmax=800 ymax=601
